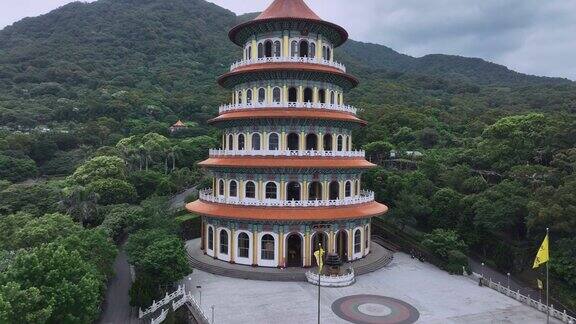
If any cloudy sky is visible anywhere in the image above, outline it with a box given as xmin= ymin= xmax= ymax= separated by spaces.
xmin=2 ymin=0 xmax=575 ymax=80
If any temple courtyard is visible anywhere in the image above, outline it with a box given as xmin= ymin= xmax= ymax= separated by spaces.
xmin=182 ymin=252 xmax=559 ymax=324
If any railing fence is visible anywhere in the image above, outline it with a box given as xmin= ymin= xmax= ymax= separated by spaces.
xmin=471 ymin=273 xmax=575 ymax=324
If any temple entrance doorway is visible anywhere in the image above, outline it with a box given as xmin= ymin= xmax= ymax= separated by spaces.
xmin=286 ymin=234 xmax=303 ymax=267
xmin=336 ymin=230 xmax=348 ymax=261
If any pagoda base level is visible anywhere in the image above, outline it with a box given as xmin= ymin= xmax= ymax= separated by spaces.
xmin=185 ymin=238 xmax=393 ymax=282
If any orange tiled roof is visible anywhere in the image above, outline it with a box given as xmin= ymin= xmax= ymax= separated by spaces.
xmin=198 ymin=156 xmax=376 ymax=169
xmin=209 ymin=109 xmax=366 ymax=125
xmin=218 ymin=62 xmax=359 ymax=88
xmin=255 ymin=0 xmax=321 ymax=21
xmin=186 ymin=200 xmax=388 ymax=221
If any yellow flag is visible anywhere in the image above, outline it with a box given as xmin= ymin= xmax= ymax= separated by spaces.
xmin=537 ymin=279 xmax=543 ymax=290
xmin=314 ymin=245 xmax=325 ymax=272
xmin=532 ymin=234 xmax=549 ymax=269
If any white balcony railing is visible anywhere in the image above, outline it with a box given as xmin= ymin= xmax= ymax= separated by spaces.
xmin=198 ymin=189 xmax=375 ymax=208
xmin=209 ymin=149 xmax=365 ymax=158
xmin=219 ymin=101 xmax=357 ymax=114
xmin=230 ymin=56 xmax=346 ymax=73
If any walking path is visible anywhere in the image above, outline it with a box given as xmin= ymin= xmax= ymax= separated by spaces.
xmin=97 ymin=248 xmax=141 ymax=324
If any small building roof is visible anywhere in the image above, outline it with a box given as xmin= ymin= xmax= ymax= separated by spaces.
xmin=172 ymin=120 xmax=186 ymax=127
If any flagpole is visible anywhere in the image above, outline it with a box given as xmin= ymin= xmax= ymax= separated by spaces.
xmin=546 ymin=227 xmax=550 ymax=324
xmin=317 ymin=243 xmax=322 ymax=324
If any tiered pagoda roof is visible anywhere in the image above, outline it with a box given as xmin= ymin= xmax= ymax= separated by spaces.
xmin=228 ymin=0 xmax=348 ymax=47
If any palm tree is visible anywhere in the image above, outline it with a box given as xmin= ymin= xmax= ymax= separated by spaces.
xmin=61 ymin=186 xmax=99 ymax=227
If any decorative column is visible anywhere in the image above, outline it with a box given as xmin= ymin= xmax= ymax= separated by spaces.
xmin=252 ymin=230 xmax=259 ymax=266
xmin=214 ymin=229 xmax=219 ymax=259
xmin=231 ymin=228 xmax=236 ymax=263
xmin=347 ymin=228 xmax=353 ymax=261
xmin=282 ymin=33 xmax=289 ymax=57
xmin=278 ymin=230 xmax=285 ymax=268
xmin=304 ymin=231 xmax=311 ymax=267
xmin=251 ymin=38 xmax=257 ymax=60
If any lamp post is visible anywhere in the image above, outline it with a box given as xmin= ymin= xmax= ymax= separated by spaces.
xmin=211 ymin=305 xmax=215 ymax=324
xmin=507 ymin=273 xmax=511 ymax=289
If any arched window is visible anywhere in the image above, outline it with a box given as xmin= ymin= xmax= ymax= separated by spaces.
xmin=291 ymin=41 xmax=298 ymax=57
xmin=268 ymin=133 xmax=279 ymax=150
xmin=287 ymin=182 xmax=301 ymax=201
xmin=220 ymin=230 xmax=229 ymax=254
xmin=208 ymin=227 xmax=214 ymax=251
xmin=264 ymin=40 xmax=273 ymax=58
xmin=261 ymin=234 xmax=275 ymax=260
xmin=330 ymin=91 xmax=335 ymax=104
xmin=306 ymin=133 xmax=317 ymax=150
xmin=257 ymin=43 xmax=264 ymax=58
xmin=229 ymin=180 xmax=238 ymax=197
xmin=337 ymin=135 xmax=344 ymax=151
xmin=365 ymin=226 xmax=370 ymax=250
xmin=245 ymin=181 xmax=256 ymax=199
xmin=218 ymin=179 xmax=225 ymax=196
xmin=258 ymin=88 xmax=266 ymax=103
xmin=354 ymin=229 xmax=361 ymax=253
xmin=272 ymin=87 xmax=281 ymax=103
xmin=288 ymin=87 xmax=297 ymax=102
xmin=322 ymin=46 xmax=328 ymax=60
xmin=323 ymin=134 xmax=333 ymax=151
xmin=345 ymin=181 xmax=352 ymax=197
xmin=246 ymin=89 xmax=253 ymax=104
xmin=329 ymin=181 xmax=339 ymax=200
xmin=265 ymin=182 xmax=278 ymax=199
xmin=310 ymin=43 xmax=316 ymax=58
xmin=227 ymin=134 xmax=233 ymax=150
xmin=318 ymin=89 xmax=326 ymax=103
xmin=238 ymin=233 xmax=249 ymax=258
xmin=238 ymin=134 xmax=245 ymax=150
xmin=238 ymin=91 xmax=243 ymax=104
xmin=273 ymin=41 xmax=281 ymax=57
xmin=327 ymin=47 xmax=332 ymax=60
xmin=252 ymin=133 xmax=261 ymax=150
xmin=308 ymin=182 xmax=322 ymax=200
xmin=246 ymin=46 xmax=252 ymax=60
xmin=299 ymin=40 xmax=309 ymax=57
xmin=303 ymin=87 xmax=313 ymax=103
xmin=287 ymin=133 xmax=299 ymax=151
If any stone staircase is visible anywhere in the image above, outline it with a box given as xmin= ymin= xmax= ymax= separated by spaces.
xmin=187 ymin=253 xmax=307 ymax=282
xmin=187 ymin=241 xmax=395 ymax=282
xmin=354 ymin=251 xmax=394 ymax=276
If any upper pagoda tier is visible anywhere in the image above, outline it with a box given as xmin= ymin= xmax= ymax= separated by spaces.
xmin=229 ymin=0 xmax=348 ymax=47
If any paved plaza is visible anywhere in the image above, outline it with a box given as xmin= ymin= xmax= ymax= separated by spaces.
xmin=183 ymin=252 xmax=560 ymax=324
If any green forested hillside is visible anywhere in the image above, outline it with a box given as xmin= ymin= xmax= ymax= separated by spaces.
xmin=0 ymin=0 xmax=575 ymax=320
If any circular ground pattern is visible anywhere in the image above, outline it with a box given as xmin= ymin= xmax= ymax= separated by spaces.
xmin=331 ymin=295 xmax=420 ymax=324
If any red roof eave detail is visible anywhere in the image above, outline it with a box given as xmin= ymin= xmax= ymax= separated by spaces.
xmin=186 ymin=200 xmax=389 ymax=221
xmin=209 ymin=109 xmax=367 ymax=125
xmin=198 ymin=157 xmax=376 ymax=169
xmin=218 ymin=62 xmax=359 ymax=88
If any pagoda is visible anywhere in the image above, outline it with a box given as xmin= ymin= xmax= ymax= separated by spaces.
xmin=186 ymin=0 xmax=388 ymax=268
